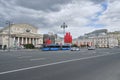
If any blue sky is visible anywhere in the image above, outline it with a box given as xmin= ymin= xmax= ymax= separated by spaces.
xmin=0 ymin=0 xmax=120 ymax=38
xmin=87 ymin=1 xmax=108 ymax=28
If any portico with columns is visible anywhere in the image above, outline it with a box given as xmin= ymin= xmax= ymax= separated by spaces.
xmin=12 ymin=37 xmax=40 ymax=47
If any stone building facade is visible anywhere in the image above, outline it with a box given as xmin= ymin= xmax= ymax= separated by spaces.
xmin=74 ymin=36 xmax=118 ymax=48
xmin=73 ymin=29 xmax=119 ymax=48
xmin=0 ymin=24 xmax=43 ymax=49
xmin=107 ymin=31 xmax=120 ymax=46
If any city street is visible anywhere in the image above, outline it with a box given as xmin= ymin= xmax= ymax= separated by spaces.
xmin=0 ymin=48 xmax=120 ymax=80
xmin=1 ymin=0 xmax=120 ymax=80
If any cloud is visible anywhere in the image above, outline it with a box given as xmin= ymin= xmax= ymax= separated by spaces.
xmin=43 ymin=0 xmax=103 ymax=38
xmin=0 ymin=0 xmax=120 ymax=38
xmin=89 ymin=0 xmax=106 ymax=4
xmin=15 ymin=0 xmax=72 ymax=11
xmin=98 ymin=0 xmax=120 ymax=31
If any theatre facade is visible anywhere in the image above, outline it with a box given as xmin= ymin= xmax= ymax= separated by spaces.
xmin=0 ymin=24 xmax=43 ymax=49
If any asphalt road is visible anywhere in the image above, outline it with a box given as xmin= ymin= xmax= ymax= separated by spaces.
xmin=0 ymin=48 xmax=120 ymax=80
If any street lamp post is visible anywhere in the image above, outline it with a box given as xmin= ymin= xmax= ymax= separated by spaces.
xmin=61 ymin=22 xmax=68 ymax=44
xmin=61 ymin=22 xmax=68 ymax=35
xmin=6 ymin=21 xmax=11 ymax=51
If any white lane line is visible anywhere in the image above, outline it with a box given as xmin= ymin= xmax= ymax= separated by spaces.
xmin=79 ymin=51 xmax=86 ymax=53
xmin=30 ymin=58 xmax=45 ymax=61
xmin=18 ymin=56 xmax=32 ymax=59
xmin=106 ymin=52 xmax=111 ymax=54
xmin=93 ymin=52 xmax=96 ymax=53
xmin=0 ymin=53 xmax=116 ymax=75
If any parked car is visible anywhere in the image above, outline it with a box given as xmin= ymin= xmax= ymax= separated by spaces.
xmin=88 ymin=46 xmax=95 ymax=50
xmin=71 ymin=47 xmax=80 ymax=51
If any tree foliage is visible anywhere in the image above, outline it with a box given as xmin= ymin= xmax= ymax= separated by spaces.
xmin=24 ymin=44 xmax=35 ymax=49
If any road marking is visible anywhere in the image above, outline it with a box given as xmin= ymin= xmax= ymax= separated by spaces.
xmin=106 ymin=52 xmax=111 ymax=54
xmin=79 ymin=51 xmax=86 ymax=53
xmin=93 ymin=52 xmax=96 ymax=53
xmin=18 ymin=56 xmax=32 ymax=59
xmin=0 ymin=53 xmax=116 ymax=75
xmin=30 ymin=58 xmax=45 ymax=61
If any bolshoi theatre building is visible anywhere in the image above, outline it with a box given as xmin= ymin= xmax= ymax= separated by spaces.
xmin=0 ymin=24 xmax=43 ymax=49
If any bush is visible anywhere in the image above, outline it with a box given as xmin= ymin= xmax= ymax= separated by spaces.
xmin=71 ymin=44 xmax=78 ymax=47
xmin=24 ymin=44 xmax=35 ymax=49
xmin=81 ymin=45 xmax=87 ymax=48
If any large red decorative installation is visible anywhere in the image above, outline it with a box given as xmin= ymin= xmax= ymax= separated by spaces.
xmin=45 ymin=38 xmax=52 ymax=45
xmin=64 ymin=32 xmax=72 ymax=43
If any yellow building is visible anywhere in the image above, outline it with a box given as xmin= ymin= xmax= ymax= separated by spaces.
xmin=0 ymin=24 xmax=43 ymax=49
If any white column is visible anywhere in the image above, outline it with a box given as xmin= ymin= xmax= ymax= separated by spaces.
xmin=29 ymin=38 xmax=31 ymax=44
xmin=30 ymin=38 xmax=32 ymax=44
xmin=38 ymin=38 xmax=41 ymax=44
xmin=13 ymin=37 xmax=15 ymax=44
xmin=38 ymin=38 xmax=39 ymax=44
xmin=32 ymin=38 xmax=34 ymax=45
xmin=13 ymin=37 xmax=15 ymax=47
xmin=18 ymin=37 xmax=20 ymax=46
xmin=38 ymin=39 xmax=39 ymax=44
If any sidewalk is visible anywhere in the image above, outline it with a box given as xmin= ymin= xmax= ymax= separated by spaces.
xmin=0 ymin=49 xmax=41 ymax=52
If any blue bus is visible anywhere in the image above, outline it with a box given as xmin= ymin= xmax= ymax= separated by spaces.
xmin=42 ymin=44 xmax=61 ymax=51
xmin=42 ymin=44 xmax=71 ymax=51
xmin=61 ymin=45 xmax=71 ymax=50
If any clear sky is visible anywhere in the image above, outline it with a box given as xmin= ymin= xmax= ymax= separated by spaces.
xmin=0 ymin=0 xmax=120 ymax=38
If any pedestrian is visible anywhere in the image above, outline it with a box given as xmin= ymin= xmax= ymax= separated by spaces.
xmin=3 ymin=45 xmax=6 ymax=50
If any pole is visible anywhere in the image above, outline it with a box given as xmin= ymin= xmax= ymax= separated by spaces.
xmin=6 ymin=21 xmax=11 ymax=52
xmin=61 ymin=22 xmax=68 ymax=44
xmin=8 ymin=21 xmax=11 ymax=51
